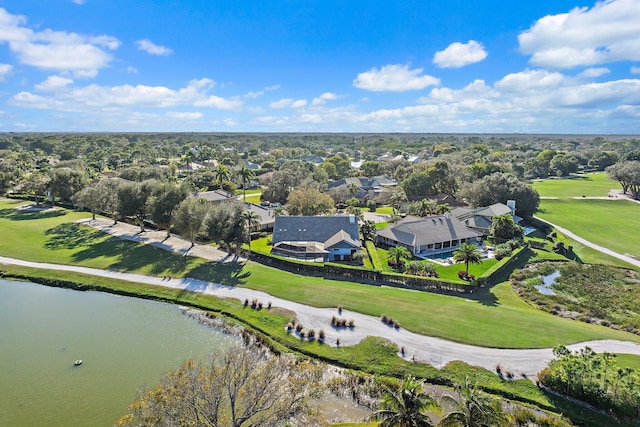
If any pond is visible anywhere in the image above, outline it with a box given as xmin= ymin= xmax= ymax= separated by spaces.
xmin=535 ymin=271 xmax=561 ymax=295
xmin=0 ymin=279 xmax=238 ymax=427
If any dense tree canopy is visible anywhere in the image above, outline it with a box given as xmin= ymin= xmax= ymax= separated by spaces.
xmin=460 ymin=172 xmax=540 ymax=218
xmin=285 ymin=187 xmax=334 ymax=216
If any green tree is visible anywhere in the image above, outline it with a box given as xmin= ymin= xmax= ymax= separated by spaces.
xmin=452 ymin=242 xmax=483 ymax=275
xmin=607 ymin=160 xmax=640 ymax=199
xmin=460 ymin=172 xmax=540 ymax=218
xmin=237 ymin=164 xmax=256 ymax=202
xmin=389 ymin=189 xmax=408 ymax=215
xmin=148 ymin=182 xmax=190 ymax=238
xmin=205 ymin=201 xmax=246 ymax=255
xmin=117 ymin=179 xmax=158 ymax=232
xmin=388 ymin=245 xmax=411 ymax=267
xmin=240 ymin=209 xmax=262 ymax=253
xmin=72 ymin=184 xmax=105 ymax=220
xmin=285 ymin=187 xmax=335 ymax=216
xmin=490 ymin=214 xmax=523 ymax=241
xmin=22 ymin=172 xmax=50 ymax=207
xmin=438 ymin=377 xmax=509 ymax=427
xmin=214 ymin=164 xmax=231 ymax=186
xmin=550 ymin=153 xmax=579 ymax=176
xmin=172 ymin=198 xmax=211 ymax=247
xmin=372 ymin=376 xmax=438 ymax=427
xmin=49 ymin=167 xmax=88 ymax=203
xmin=360 ymin=219 xmax=377 ymax=242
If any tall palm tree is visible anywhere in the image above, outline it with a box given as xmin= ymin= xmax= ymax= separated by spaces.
xmin=452 ymin=242 xmax=483 ymax=276
xmin=438 ymin=377 xmax=509 ymax=427
xmin=372 ymin=376 xmax=438 ymax=427
xmin=435 ymin=203 xmax=451 ymax=215
xmin=237 ymin=164 xmax=256 ymax=202
xmin=240 ymin=210 xmax=262 ymax=254
xmin=214 ymin=164 xmax=231 ymax=188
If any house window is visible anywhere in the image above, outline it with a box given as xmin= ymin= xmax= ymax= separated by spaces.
xmin=452 ymin=239 xmax=459 ymax=246
xmin=333 ymin=248 xmax=340 ymax=251
xmin=427 ymin=244 xmax=433 ymax=249
xmin=443 ymin=241 xmax=451 ymax=249
xmin=435 ymin=243 xmax=442 ymax=249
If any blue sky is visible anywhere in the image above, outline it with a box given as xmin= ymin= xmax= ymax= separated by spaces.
xmin=1 ymin=0 xmax=639 ymax=133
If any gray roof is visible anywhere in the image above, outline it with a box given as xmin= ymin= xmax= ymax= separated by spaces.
xmin=244 ymin=203 xmax=275 ymax=226
xmin=452 ymin=203 xmax=522 ymax=226
xmin=327 ymin=175 xmax=396 ymax=191
xmin=377 ymin=215 xmax=482 ymax=247
xmin=273 ymin=215 xmax=361 ymax=248
xmin=195 ymin=190 xmax=234 ymax=203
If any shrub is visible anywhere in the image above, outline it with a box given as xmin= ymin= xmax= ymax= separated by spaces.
xmin=494 ymin=243 xmax=512 ymax=260
xmin=366 ymin=200 xmax=377 ymax=212
xmin=318 ymin=329 xmax=325 ymax=341
xmin=295 ymin=323 xmax=303 ymax=333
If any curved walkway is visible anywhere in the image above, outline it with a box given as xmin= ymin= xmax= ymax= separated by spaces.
xmin=2 ymin=254 xmax=640 ymax=377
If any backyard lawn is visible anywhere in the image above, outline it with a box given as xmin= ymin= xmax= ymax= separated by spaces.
xmin=1 ymin=200 xmax=639 ymax=349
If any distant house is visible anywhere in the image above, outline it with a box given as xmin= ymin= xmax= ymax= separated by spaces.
xmin=271 ymin=214 xmax=361 ymax=262
xmin=195 ymin=189 xmax=234 ymax=205
xmin=451 ymin=202 xmax=521 ymax=235
xmin=376 ymin=214 xmax=483 ymax=257
xmin=244 ymin=202 xmax=276 ymax=231
xmin=327 ymin=175 xmax=397 ymax=201
xmin=242 ymin=160 xmax=260 ymax=170
xmin=301 ymin=155 xmax=325 ymax=165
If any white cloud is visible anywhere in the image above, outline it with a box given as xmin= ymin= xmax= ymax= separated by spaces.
xmin=353 ymin=64 xmax=440 ymax=92
xmin=244 ymin=85 xmax=280 ymax=99
xmin=312 ymin=92 xmax=340 ymax=105
xmin=433 ymin=40 xmax=488 ymax=68
xmin=135 ymin=39 xmax=173 ymax=56
xmin=166 ymin=111 xmax=203 ymax=120
xmin=35 ymin=75 xmax=74 ymax=91
xmin=519 ymin=0 xmax=640 ymax=68
xmin=632 ymin=66 xmax=640 ymax=74
xmin=11 ymin=78 xmax=242 ymax=111
xmin=269 ymin=98 xmax=293 ymax=109
xmin=0 ymin=8 xmax=119 ymax=77
xmin=495 ymin=69 xmax=565 ymax=92
xmin=0 ymin=63 xmax=12 ymax=80
xmin=579 ymin=67 xmax=610 ymax=78
xmin=72 ymin=0 xmax=86 ymax=5
xmin=127 ymin=66 xmax=138 ymax=74
xmin=291 ymin=99 xmax=307 ymax=108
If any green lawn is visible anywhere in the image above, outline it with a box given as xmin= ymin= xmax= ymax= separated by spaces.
xmin=536 ymin=198 xmax=640 ymax=258
xmin=530 ymin=172 xmax=619 ymax=198
xmin=2 ymin=200 xmax=640 ymax=349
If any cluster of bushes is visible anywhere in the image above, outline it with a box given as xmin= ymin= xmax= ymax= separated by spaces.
xmin=244 ymin=298 xmax=271 ymax=310
xmin=380 ymin=314 xmax=401 ymax=329
xmin=405 ymin=261 xmax=439 ymax=277
xmin=538 ymin=346 xmax=640 ymax=420
xmin=331 ymin=316 xmax=354 ymax=328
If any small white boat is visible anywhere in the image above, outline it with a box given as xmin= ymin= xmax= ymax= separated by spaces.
xmin=73 ymin=360 xmax=83 ymax=366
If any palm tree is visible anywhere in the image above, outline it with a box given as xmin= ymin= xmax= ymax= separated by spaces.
xmin=389 ymin=189 xmax=408 ymax=215
xmin=240 ymin=209 xmax=262 ymax=254
xmin=438 ymin=377 xmax=509 ymax=427
xmin=360 ymin=219 xmax=377 ymax=242
xmin=372 ymin=376 xmax=438 ymax=427
xmin=214 ymin=164 xmax=231 ymax=188
xmin=435 ymin=203 xmax=451 ymax=215
xmin=452 ymin=242 xmax=483 ymax=276
xmin=237 ymin=164 xmax=256 ymax=202
xmin=388 ymin=245 xmax=411 ymax=267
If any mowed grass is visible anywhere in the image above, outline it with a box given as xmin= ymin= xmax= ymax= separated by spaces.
xmin=536 ymin=198 xmax=640 ymax=258
xmin=2 ymin=200 xmax=640 ymax=349
xmin=530 ymin=172 xmax=619 ymax=198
